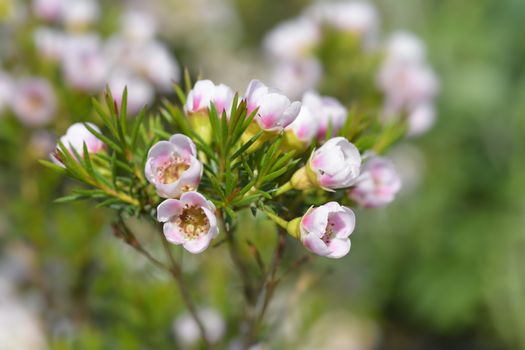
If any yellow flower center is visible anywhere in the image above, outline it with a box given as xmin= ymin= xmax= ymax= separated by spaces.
xmin=157 ymin=156 xmax=190 ymax=184
xmin=173 ymin=205 xmax=210 ymax=240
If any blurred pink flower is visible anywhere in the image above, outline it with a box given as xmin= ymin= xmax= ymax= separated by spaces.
xmin=120 ymin=10 xmax=156 ymax=45
xmin=12 ymin=78 xmax=56 ymax=127
xmin=300 ymin=202 xmax=355 ymax=258
xmin=61 ymin=0 xmax=99 ymax=29
xmin=145 ymin=134 xmax=203 ymax=198
xmin=130 ymin=41 xmax=180 ymax=91
xmin=108 ymin=71 xmax=154 ymax=115
xmin=285 ymin=104 xmax=319 ymax=145
xmin=244 ymin=79 xmax=301 ymax=132
xmin=0 ymin=72 xmax=13 ymax=114
xmin=32 ymin=0 xmax=65 ymax=21
xmin=33 ymin=27 xmax=67 ymax=61
xmin=184 ymin=80 xmax=235 ymax=116
xmin=271 ymin=59 xmax=322 ymax=100
xmin=349 ymin=155 xmax=401 ymax=207
xmin=306 ymin=1 xmax=379 ymax=47
xmin=51 ymin=122 xmax=104 ymax=165
xmin=407 ymin=102 xmax=436 ymax=136
xmin=309 ymin=137 xmax=361 ymax=190
xmin=157 ymin=192 xmax=218 ymax=254
xmin=263 ymin=18 xmax=320 ymax=61
xmin=385 ymin=31 xmax=426 ymax=65
xmin=300 ymin=91 xmax=347 ymax=141
xmin=62 ymin=35 xmax=109 ymax=92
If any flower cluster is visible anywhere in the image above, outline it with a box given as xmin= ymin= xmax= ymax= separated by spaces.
xmin=378 ymin=32 xmax=439 ymax=136
xmin=0 ymin=0 xmax=180 ymax=128
xmin=264 ymin=0 xmax=439 ymax=136
xmin=49 ymin=76 xmax=405 ymax=260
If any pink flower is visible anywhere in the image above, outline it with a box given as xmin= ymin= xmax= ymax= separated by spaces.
xmin=300 ymin=202 xmax=355 ymax=259
xmin=32 ymin=0 xmax=65 ymax=21
xmin=300 ymin=91 xmax=347 ymax=141
xmin=378 ymin=61 xmax=439 ymax=109
xmin=285 ymin=104 xmax=319 ymax=146
xmin=407 ymin=102 xmax=436 ymax=136
xmin=271 ymin=59 xmax=322 ymax=99
xmin=12 ymin=78 xmax=56 ymax=127
xmin=157 ymin=192 xmax=218 ymax=254
xmin=349 ymin=156 xmax=401 ymax=207
xmin=108 ymin=71 xmax=154 ymax=115
xmin=51 ymin=122 xmax=104 ymax=165
xmin=385 ymin=31 xmax=426 ymax=65
xmin=306 ymin=1 xmax=379 ymax=48
xmin=129 ymin=41 xmax=180 ymax=91
xmin=61 ymin=0 xmax=99 ymax=29
xmin=309 ymin=137 xmax=361 ymax=190
xmin=120 ymin=11 xmax=156 ymax=44
xmin=0 ymin=72 xmax=13 ymax=114
xmin=62 ymin=35 xmax=109 ymax=92
xmin=184 ymin=80 xmax=235 ymax=116
xmin=33 ymin=27 xmax=67 ymax=61
xmin=244 ymin=79 xmax=301 ymax=132
xmin=145 ymin=134 xmax=203 ymax=198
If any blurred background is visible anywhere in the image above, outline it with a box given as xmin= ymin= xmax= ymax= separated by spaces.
xmin=0 ymin=0 xmax=524 ymax=349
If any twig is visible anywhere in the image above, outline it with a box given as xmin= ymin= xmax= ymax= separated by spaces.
xmin=113 ymin=218 xmax=212 ymax=348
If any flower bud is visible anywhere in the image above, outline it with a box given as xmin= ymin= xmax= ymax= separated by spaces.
xmin=306 ymin=137 xmax=361 ymax=190
xmin=51 ymin=122 xmax=104 ymax=165
xmin=145 ymin=134 xmax=203 ymax=198
xmin=157 ymin=192 xmax=218 ymax=254
xmin=184 ymin=80 xmax=235 ymax=143
xmin=348 ymin=156 xmax=401 ymax=207
xmin=244 ymin=79 xmax=301 ymax=132
xmin=294 ymin=202 xmax=356 ymax=259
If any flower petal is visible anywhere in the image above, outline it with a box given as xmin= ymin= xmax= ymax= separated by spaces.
xmin=157 ymin=199 xmax=184 ymax=222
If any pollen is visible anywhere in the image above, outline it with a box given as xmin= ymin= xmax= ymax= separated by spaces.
xmin=157 ymin=156 xmax=190 ymax=184
xmin=321 ymin=221 xmax=336 ymax=245
xmin=174 ymin=205 xmax=210 ymax=240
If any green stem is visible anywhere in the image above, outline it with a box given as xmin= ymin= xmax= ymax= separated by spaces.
xmin=262 ymin=209 xmax=289 ymax=230
xmin=274 ymin=181 xmax=293 ymax=197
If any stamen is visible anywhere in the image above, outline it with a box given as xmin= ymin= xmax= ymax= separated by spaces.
xmin=157 ymin=156 xmax=190 ymax=184
xmin=174 ymin=205 xmax=210 ymax=240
